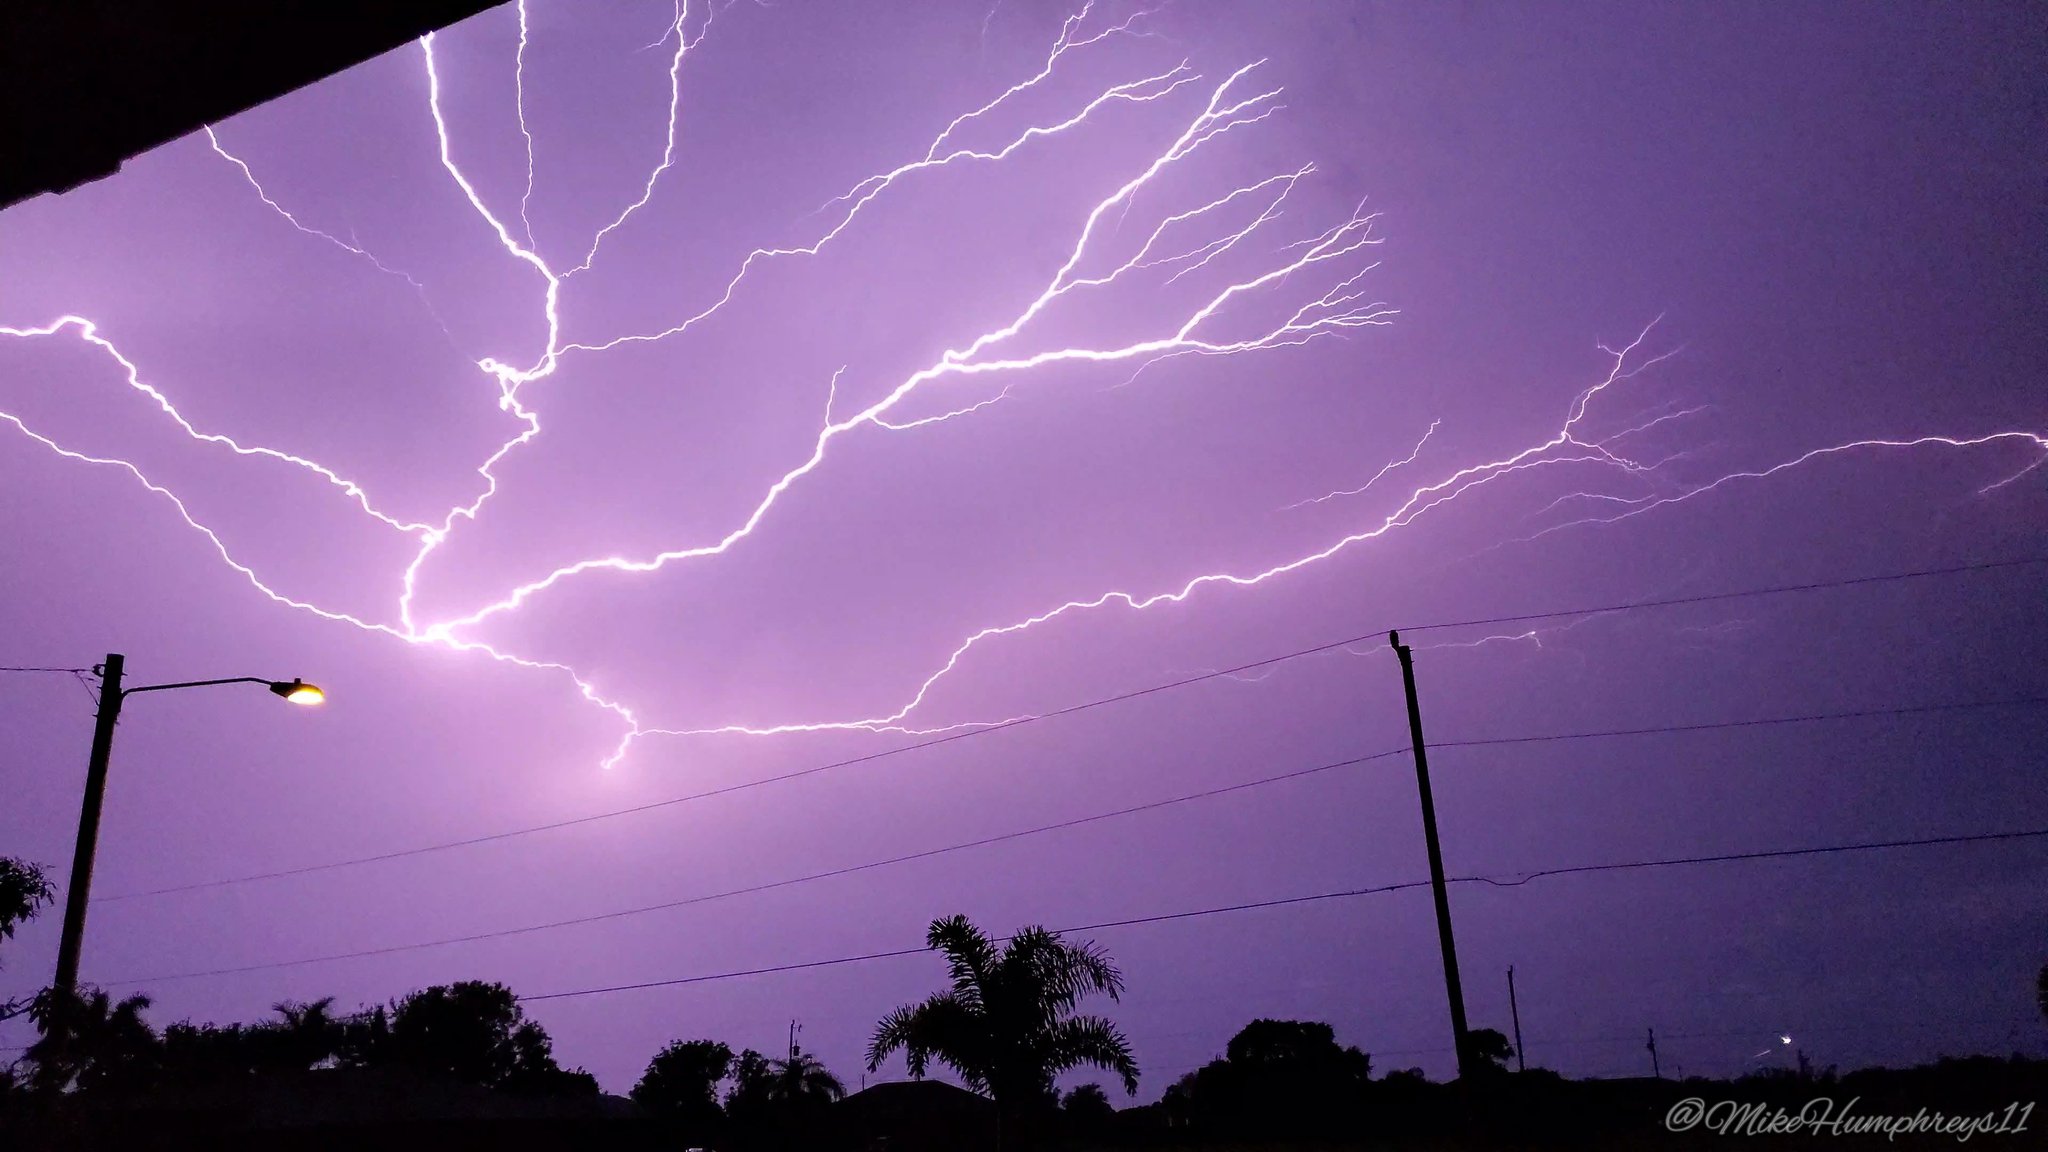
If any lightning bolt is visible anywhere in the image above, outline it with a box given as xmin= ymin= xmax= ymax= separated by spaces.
xmin=0 ymin=316 xmax=433 ymax=534
xmin=2 ymin=5 xmax=2040 ymax=772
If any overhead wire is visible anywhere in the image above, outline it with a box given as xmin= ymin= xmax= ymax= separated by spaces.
xmin=94 ymin=555 xmax=2048 ymax=902
xmin=515 ymin=825 xmax=2048 ymax=1003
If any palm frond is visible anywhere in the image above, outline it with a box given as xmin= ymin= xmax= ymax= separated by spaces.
xmin=927 ymin=914 xmax=996 ymax=1007
xmin=867 ymin=991 xmax=990 ymax=1091
xmin=1045 ymin=1014 xmax=1139 ymax=1096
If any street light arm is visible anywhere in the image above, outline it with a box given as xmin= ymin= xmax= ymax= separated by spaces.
xmin=121 ymin=676 xmax=274 ymax=698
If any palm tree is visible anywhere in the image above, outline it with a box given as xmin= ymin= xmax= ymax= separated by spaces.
xmin=269 ymin=997 xmax=341 ymax=1070
xmin=868 ymin=915 xmax=1138 ymax=1137
xmin=724 ymin=1044 xmax=842 ymax=1132
xmin=26 ymin=986 xmax=159 ymax=1094
xmin=768 ymin=1045 xmax=845 ymax=1105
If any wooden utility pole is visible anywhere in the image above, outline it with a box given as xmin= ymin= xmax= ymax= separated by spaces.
xmin=1388 ymin=632 xmax=1473 ymax=1080
xmin=54 ymin=653 xmax=124 ymax=998
xmin=1507 ymin=965 xmax=1525 ymax=1073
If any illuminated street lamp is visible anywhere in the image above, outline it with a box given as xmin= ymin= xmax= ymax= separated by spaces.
xmin=269 ymin=678 xmax=324 ymax=705
xmin=51 ymin=652 xmax=324 ymax=997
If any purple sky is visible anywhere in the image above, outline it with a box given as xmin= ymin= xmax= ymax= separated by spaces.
xmin=3 ymin=0 xmax=2045 ymax=1097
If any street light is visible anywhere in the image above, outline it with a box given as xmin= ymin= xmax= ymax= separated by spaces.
xmin=51 ymin=652 xmax=323 ymax=997
xmin=268 ymin=678 xmax=324 ymax=705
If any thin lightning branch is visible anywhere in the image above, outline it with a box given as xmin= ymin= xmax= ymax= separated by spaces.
xmin=925 ymin=1 xmax=1156 ymax=163
xmin=206 ymin=128 xmax=427 ymax=289
xmin=515 ymin=0 xmax=538 ymax=248
xmin=1415 ymin=607 xmax=1620 ymax=654
xmin=1977 ymin=452 xmax=2048 ymax=495
xmin=566 ymin=0 xmax=705 ymax=277
xmin=1281 ymin=419 xmax=1439 ymax=511
xmin=205 ymin=127 xmax=456 ymax=339
xmin=815 ymin=1 xmax=1152 ymax=224
xmin=1519 ymin=430 xmax=2048 ymax=545
xmin=1594 ymin=401 xmax=1711 ymax=447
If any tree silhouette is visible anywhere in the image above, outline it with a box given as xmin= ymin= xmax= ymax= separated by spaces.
xmin=1061 ymin=1081 xmax=1116 ymax=1131
xmin=338 ymin=980 xmax=565 ymax=1092
xmin=868 ymin=914 xmax=1137 ymax=1140
xmin=269 ymin=997 xmax=342 ymax=1071
xmin=633 ymin=1038 xmax=733 ymax=1132
xmin=1162 ymin=1019 xmax=1370 ymax=1136
xmin=725 ymin=1048 xmax=776 ymax=1121
xmin=160 ymin=1021 xmax=264 ymax=1084
xmin=0 ymin=857 xmax=53 ymax=1022
xmin=1225 ymin=1019 xmax=1369 ymax=1074
xmin=1467 ymin=1027 xmax=1515 ymax=1073
xmin=0 ymin=857 xmax=52 ymax=954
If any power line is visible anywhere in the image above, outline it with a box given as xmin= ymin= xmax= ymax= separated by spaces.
xmin=94 ymin=555 xmax=2048 ymax=901
xmin=1394 ymin=555 xmax=2048 ymax=635
xmin=1463 ymin=828 xmax=2048 ymax=888
xmin=516 ymin=825 xmax=2048 ymax=1003
xmin=113 ymin=792 xmax=2048 ymax=988
xmin=98 ymin=694 xmax=2048 ymax=968
xmin=0 ymin=663 xmax=110 ymax=707
xmin=1430 ymin=697 xmax=2048 ymax=752
xmin=111 ymin=749 xmax=1411 ymax=982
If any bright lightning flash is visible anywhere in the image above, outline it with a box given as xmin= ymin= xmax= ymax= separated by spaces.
xmin=1 ymin=4 xmax=2041 ymax=771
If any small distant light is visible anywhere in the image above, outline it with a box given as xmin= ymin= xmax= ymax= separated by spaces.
xmin=270 ymin=679 xmax=325 ymax=705
xmin=1780 ymin=1035 xmax=1794 ymax=1046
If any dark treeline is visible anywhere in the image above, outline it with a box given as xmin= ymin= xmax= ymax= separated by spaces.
xmin=7 ymin=979 xmax=2045 ymax=1150
xmin=3 ymin=861 xmax=2046 ymax=1149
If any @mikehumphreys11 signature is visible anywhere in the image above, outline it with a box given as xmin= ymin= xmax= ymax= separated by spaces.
xmin=1665 ymin=1096 xmax=2034 ymax=1141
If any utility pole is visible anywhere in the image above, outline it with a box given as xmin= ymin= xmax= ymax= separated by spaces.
xmin=53 ymin=653 xmax=124 ymax=999
xmin=789 ymin=1019 xmax=801 ymax=1061
xmin=1507 ymin=966 xmax=1525 ymax=1073
xmin=1387 ymin=632 xmax=1473 ymax=1080
xmin=48 ymin=654 xmax=320 ymax=1007
xmin=1646 ymin=1028 xmax=1661 ymax=1079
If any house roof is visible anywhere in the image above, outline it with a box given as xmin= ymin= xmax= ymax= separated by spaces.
xmin=0 ymin=0 xmax=502 ymax=210
xmin=840 ymin=1078 xmax=995 ymax=1121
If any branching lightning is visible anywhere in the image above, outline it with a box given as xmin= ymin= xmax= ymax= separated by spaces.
xmin=2 ymin=4 xmax=2041 ymax=771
